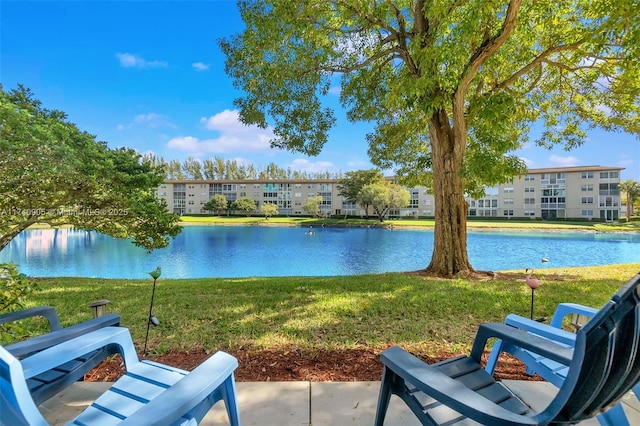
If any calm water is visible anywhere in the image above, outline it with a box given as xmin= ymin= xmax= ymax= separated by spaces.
xmin=0 ymin=226 xmax=638 ymax=279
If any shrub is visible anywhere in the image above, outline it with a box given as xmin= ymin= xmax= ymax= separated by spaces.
xmin=0 ymin=263 xmax=39 ymax=342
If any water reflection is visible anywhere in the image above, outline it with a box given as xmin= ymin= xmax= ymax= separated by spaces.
xmin=0 ymin=226 xmax=638 ymax=279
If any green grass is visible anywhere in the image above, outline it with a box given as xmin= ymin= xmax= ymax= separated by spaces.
xmin=179 ymin=215 xmax=640 ymax=233
xmin=7 ymin=263 xmax=640 ymax=357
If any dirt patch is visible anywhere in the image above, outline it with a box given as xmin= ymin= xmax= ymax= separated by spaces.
xmin=84 ymin=347 xmax=542 ymax=383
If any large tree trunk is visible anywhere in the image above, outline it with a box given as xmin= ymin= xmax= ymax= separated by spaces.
xmin=424 ymin=109 xmax=474 ymax=277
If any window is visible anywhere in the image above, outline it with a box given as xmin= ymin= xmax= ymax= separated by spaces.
xmin=581 ymin=172 xmax=594 ymax=179
xmin=503 ymin=187 xmax=514 ymax=193
xmin=524 ymin=175 xmax=535 ymax=181
xmin=600 ymin=171 xmax=619 ymax=179
xmin=599 ymin=183 xmax=619 ymax=195
xmin=503 ymin=210 xmax=514 ymax=217
xmin=541 ymin=173 xmax=565 ymax=184
xmin=485 ymin=186 xmax=498 ymax=196
xmin=581 ymin=196 xmax=594 ymax=204
xmin=524 ymin=186 xmax=535 ymax=193
xmin=581 ymin=210 xmax=594 ymax=217
xmin=294 ymin=192 xmax=302 ymax=197
xmin=524 ymin=198 xmax=535 ymax=205
xmin=504 ymin=198 xmax=514 ymax=205
xmin=524 ymin=210 xmax=535 ymax=217
xmin=581 ymin=184 xmax=593 ymax=192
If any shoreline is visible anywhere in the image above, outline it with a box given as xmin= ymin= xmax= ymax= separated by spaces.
xmin=178 ymin=220 xmax=638 ymax=235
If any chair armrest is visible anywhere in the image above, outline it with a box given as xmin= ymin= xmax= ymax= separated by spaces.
xmin=470 ymin=323 xmax=573 ymax=365
xmin=0 ymin=306 xmax=62 ymax=331
xmin=504 ymin=314 xmax=577 ymax=346
xmin=6 ymin=313 xmax=121 ymax=358
xmin=119 ymin=351 xmax=238 ymax=426
xmin=20 ymin=327 xmax=138 ymax=379
xmin=381 ymin=346 xmax=541 ymax=426
xmin=549 ymin=303 xmax=598 ymax=328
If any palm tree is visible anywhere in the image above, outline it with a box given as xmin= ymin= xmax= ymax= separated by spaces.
xmin=619 ymin=180 xmax=640 ymax=221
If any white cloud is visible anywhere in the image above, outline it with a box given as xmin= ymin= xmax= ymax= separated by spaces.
xmin=519 ymin=156 xmax=536 ymax=168
xmin=549 ymin=154 xmax=580 ymax=167
xmin=116 ymin=53 xmax=167 ymax=69
xmin=167 ymin=109 xmax=276 ymax=156
xmin=192 ymin=62 xmax=210 ymax=71
xmin=287 ymin=158 xmax=336 ymax=173
xmin=117 ymin=113 xmax=176 ymax=130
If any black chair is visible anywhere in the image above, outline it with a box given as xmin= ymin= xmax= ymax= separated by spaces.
xmin=0 ymin=306 xmax=121 ymax=405
xmin=375 ymin=272 xmax=640 ymax=425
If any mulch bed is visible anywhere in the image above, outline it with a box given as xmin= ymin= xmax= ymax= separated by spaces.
xmin=84 ymin=347 xmax=542 ymax=383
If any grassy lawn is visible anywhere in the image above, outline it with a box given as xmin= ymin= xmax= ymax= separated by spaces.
xmin=180 ymin=214 xmax=640 ymax=233
xmin=7 ymin=263 xmax=640 ymax=357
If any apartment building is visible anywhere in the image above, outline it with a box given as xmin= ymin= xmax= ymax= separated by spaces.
xmin=156 ymin=165 xmax=623 ymax=221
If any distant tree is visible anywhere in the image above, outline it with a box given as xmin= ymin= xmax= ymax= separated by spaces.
xmin=302 ymin=195 xmax=324 ymax=217
xmin=231 ymin=197 xmax=257 ymax=216
xmin=358 ymin=182 xmax=410 ymax=222
xmin=182 ymin=156 xmax=203 ymax=180
xmin=259 ymin=202 xmax=279 ymax=219
xmin=337 ymin=170 xmax=385 ymax=218
xmin=221 ymin=0 xmax=640 ymax=277
xmin=0 ymin=85 xmax=181 ymax=252
xmin=166 ymin=160 xmax=185 ymax=180
xmin=620 ymin=180 xmax=640 ymax=220
xmin=203 ymin=194 xmax=229 ymax=215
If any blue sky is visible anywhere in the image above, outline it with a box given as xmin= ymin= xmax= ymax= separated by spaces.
xmin=2 ymin=1 xmax=639 ymax=181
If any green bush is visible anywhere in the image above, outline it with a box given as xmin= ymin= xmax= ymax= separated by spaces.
xmin=0 ymin=263 xmax=39 ymax=342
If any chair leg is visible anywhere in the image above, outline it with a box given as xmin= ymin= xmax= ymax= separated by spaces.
xmin=374 ymin=367 xmax=394 ymax=426
xmin=485 ymin=339 xmax=505 ymax=376
xmin=596 ymin=403 xmax=630 ymax=426
xmin=223 ymin=376 xmax=241 ymax=426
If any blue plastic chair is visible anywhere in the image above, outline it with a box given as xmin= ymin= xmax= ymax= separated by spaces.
xmin=1 ymin=306 xmax=122 ymax=405
xmin=1 ymin=326 xmax=240 ymax=425
xmin=375 ymin=272 xmax=640 ymax=425
xmin=486 ymin=301 xmax=640 ymax=426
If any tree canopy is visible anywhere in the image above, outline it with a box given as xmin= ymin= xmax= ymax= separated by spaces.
xmin=259 ymin=202 xmax=279 ymax=219
xmin=0 ymin=85 xmax=181 ymax=252
xmin=231 ymin=197 xmax=257 ymax=216
xmin=337 ymin=169 xmax=385 ymax=217
xmin=302 ymin=195 xmax=325 ymax=217
xmin=203 ymin=194 xmax=229 ymax=215
xmin=221 ymin=0 xmax=640 ymax=276
xmin=358 ymin=181 xmax=410 ymax=221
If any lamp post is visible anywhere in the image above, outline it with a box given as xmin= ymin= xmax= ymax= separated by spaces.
xmin=143 ymin=266 xmax=161 ymax=355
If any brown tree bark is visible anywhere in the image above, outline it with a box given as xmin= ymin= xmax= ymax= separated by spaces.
xmin=423 ymin=109 xmax=474 ymax=277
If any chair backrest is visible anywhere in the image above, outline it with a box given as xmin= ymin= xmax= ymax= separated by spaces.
xmin=548 ymin=272 xmax=640 ymax=423
xmin=0 ymin=345 xmax=47 ymax=426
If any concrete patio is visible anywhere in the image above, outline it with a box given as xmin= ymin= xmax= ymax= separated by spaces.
xmin=39 ymin=380 xmax=640 ymax=425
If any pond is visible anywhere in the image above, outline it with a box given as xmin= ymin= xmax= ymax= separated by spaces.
xmin=0 ymin=226 xmax=638 ymax=279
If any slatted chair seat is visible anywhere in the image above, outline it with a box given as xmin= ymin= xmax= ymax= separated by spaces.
xmin=1 ymin=327 xmax=240 ymax=426
xmin=1 ymin=306 xmax=122 ymax=405
xmin=375 ymin=272 xmax=640 ymax=426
